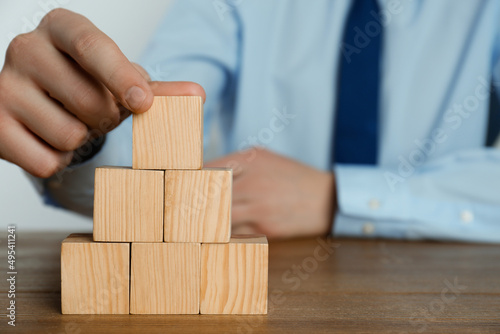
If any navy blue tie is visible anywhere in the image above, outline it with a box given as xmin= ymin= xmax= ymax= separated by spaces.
xmin=333 ymin=0 xmax=382 ymax=164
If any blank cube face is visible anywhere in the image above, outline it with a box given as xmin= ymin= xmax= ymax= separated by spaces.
xmin=130 ymin=243 xmax=200 ymax=314
xmin=133 ymin=96 xmax=203 ymax=170
xmin=61 ymin=234 xmax=130 ymax=314
xmin=164 ymin=168 xmax=232 ymax=243
xmin=201 ymin=236 xmax=269 ymax=314
xmin=93 ymin=167 xmax=164 ymax=242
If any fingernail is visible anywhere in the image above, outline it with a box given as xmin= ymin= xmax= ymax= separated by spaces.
xmin=125 ymin=86 xmax=146 ymax=111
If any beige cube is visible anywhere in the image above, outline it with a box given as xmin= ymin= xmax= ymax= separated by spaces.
xmin=201 ymin=235 xmax=268 ymax=314
xmin=164 ymin=168 xmax=232 ymax=243
xmin=93 ymin=166 xmax=164 ymax=242
xmin=132 ymin=96 xmax=203 ymax=170
xmin=130 ymin=243 xmax=200 ymax=314
xmin=61 ymin=234 xmax=130 ymax=314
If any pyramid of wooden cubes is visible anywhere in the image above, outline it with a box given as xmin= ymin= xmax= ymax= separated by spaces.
xmin=61 ymin=96 xmax=268 ymax=315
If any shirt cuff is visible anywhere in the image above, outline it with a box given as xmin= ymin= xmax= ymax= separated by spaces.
xmin=332 ymin=164 xmax=413 ymax=239
xmin=334 ymin=164 xmax=412 ymax=218
xmin=331 ymin=163 xmax=500 ymax=242
xmin=26 ymin=118 xmax=133 ymax=216
xmin=333 ymin=214 xmax=412 ymax=239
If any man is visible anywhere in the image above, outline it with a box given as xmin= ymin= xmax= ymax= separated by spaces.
xmin=0 ymin=0 xmax=499 ymax=241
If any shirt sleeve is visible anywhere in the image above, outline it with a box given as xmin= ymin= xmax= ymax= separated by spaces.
xmin=29 ymin=0 xmax=240 ymax=215
xmin=333 ymin=148 xmax=500 ymax=243
xmin=27 ymin=117 xmax=133 ymax=217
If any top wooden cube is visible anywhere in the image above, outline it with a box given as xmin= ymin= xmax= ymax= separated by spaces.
xmin=133 ymin=96 xmax=203 ymax=170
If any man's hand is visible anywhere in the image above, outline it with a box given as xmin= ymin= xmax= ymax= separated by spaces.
xmin=0 ymin=8 xmax=205 ymax=178
xmin=205 ymin=148 xmax=336 ymax=239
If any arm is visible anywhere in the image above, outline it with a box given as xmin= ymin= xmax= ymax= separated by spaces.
xmin=334 ymin=148 xmax=500 ymax=243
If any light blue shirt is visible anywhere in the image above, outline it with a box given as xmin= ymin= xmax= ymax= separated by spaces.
xmin=41 ymin=0 xmax=500 ymax=242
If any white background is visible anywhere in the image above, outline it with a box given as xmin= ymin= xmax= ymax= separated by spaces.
xmin=0 ymin=0 xmax=172 ymax=232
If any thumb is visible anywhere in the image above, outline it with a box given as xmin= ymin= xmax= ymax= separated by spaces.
xmin=147 ymin=81 xmax=206 ymax=105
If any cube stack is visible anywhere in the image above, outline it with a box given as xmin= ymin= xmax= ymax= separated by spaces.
xmin=61 ymin=96 xmax=268 ymax=315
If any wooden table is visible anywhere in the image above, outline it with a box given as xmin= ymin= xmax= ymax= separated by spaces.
xmin=0 ymin=232 xmax=499 ymax=333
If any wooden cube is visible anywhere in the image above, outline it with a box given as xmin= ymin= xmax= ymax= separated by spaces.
xmin=130 ymin=243 xmax=200 ymax=314
xmin=164 ymin=168 xmax=232 ymax=243
xmin=61 ymin=234 xmax=129 ymax=314
xmin=133 ymin=96 xmax=203 ymax=170
xmin=93 ymin=166 xmax=164 ymax=242
xmin=201 ymin=235 xmax=268 ymax=314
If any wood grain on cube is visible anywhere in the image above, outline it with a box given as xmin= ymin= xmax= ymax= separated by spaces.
xmin=201 ymin=235 xmax=268 ymax=314
xmin=61 ymin=234 xmax=129 ymax=314
xmin=133 ymin=96 xmax=203 ymax=170
xmin=130 ymin=243 xmax=200 ymax=314
xmin=164 ymin=168 xmax=232 ymax=243
xmin=93 ymin=166 xmax=164 ymax=242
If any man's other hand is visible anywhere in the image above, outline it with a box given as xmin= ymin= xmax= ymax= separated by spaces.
xmin=206 ymin=148 xmax=336 ymax=239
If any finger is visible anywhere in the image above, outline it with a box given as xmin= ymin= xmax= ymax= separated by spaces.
xmin=115 ymin=81 xmax=206 ymax=121
xmin=149 ymin=81 xmax=206 ymax=103
xmin=205 ymin=147 xmax=262 ymax=168
xmin=0 ymin=116 xmax=73 ymax=178
xmin=232 ymin=223 xmax=258 ymax=236
xmin=41 ymin=8 xmax=153 ymax=113
xmin=232 ymin=203 xmax=255 ymax=226
xmin=11 ymin=83 xmax=89 ymax=152
xmin=23 ymin=41 xmax=121 ymax=130
xmin=231 ymin=176 xmax=254 ymax=204
xmin=205 ymin=155 xmax=245 ymax=177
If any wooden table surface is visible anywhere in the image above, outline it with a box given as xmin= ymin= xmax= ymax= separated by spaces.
xmin=0 ymin=232 xmax=499 ymax=333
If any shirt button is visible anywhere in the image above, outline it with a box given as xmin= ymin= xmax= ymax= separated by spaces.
xmin=460 ymin=210 xmax=474 ymax=224
xmin=362 ymin=222 xmax=375 ymax=235
xmin=368 ymin=199 xmax=380 ymax=210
